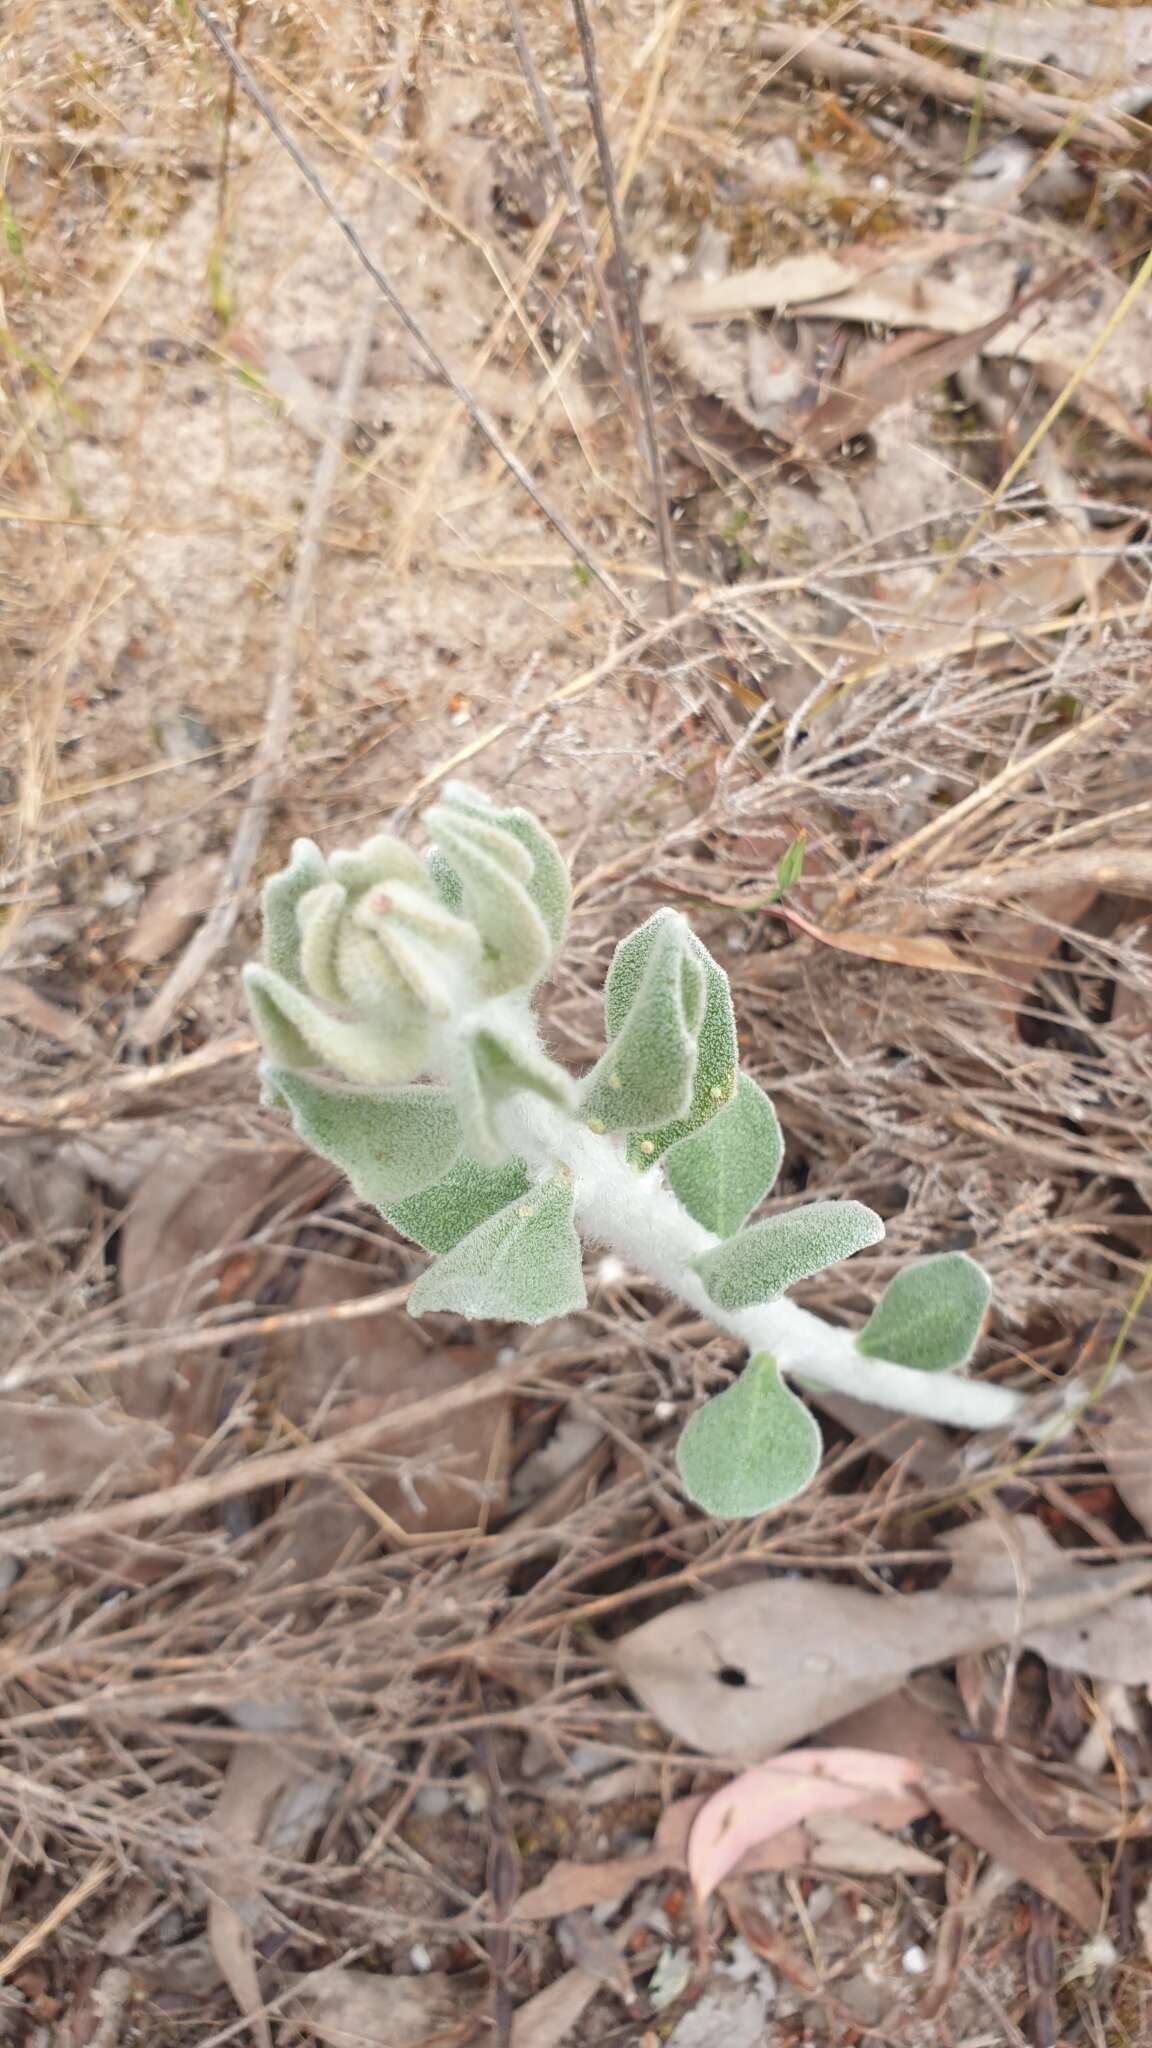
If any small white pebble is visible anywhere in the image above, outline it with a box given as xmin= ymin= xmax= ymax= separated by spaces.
xmin=409 ymin=1943 xmax=433 ymax=1973
xmin=596 ymin=1254 xmax=627 ymax=1287
xmin=869 ymin=173 xmax=890 ymax=194
xmin=902 ymin=1944 xmax=929 ymax=1976
xmin=654 ymin=1399 xmax=677 ymax=1422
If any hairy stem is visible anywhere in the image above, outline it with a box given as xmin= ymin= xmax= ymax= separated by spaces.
xmin=500 ymin=1095 xmax=1025 ymax=1433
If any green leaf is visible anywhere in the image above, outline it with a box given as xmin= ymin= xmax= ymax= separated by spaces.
xmin=676 ymin=1354 xmax=822 ymax=1518
xmin=692 ymin=1200 xmax=884 ymax=1311
xmin=408 ymin=1176 xmax=587 ymax=1323
xmin=243 ymin=963 xmax=430 ymax=1086
xmin=387 ymin=1153 xmax=531 ymax=1252
xmin=774 ymin=833 xmax=806 ymax=898
xmin=626 ymin=935 xmax=737 ymax=1167
xmin=265 ymin=1068 xmax=461 ymax=1208
xmin=424 ymin=799 xmax=552 ymax=996
xmin=442 ymin=783 xmax=570 ymax=951
xmin=451 ymin=1013 xmax=577 ymax=1164
xmin=581 ymin=912 xmax=702 ymax=1134
xmin=261 ymin=839 xmax=328 ymax=986
xmin=663 ymin=1075 xmax=783 ymax=1236
xmin=856 ymin=1251 xmax=991 ymax=1371
xmin=327 ymin=832 xmax=429 ymax=899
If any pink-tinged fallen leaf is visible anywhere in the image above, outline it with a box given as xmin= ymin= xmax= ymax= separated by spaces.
xmin=687 ymin=1746 xmax=924 ymax=1903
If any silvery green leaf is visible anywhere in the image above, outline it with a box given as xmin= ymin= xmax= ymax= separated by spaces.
xmin=261 ymin=839 xmax=328 ymax=986
xmin=692 ymin=1200 xmax=884 ymax=1311
xmin=663 ymin=1075 xmax=783 ymax=1236
xmin=857 ymin=1251 xmax=991 ymax=1372
xmin=349 ymin=880 xmax=480 ymax=1017
xmin=581 ymin=911 xmax=701 ymax=1134
xmin=425 ymin=801 xmax=552 ymax=996
xmin=327 ymin=832 xmax=429 ymax=898
xmin=442 ymin=784 xmax=570 ymax=951
xmin=296 ymin=881 xmax=348 ymax=1003
xmin=265 ymin=1067 xmax=461 ymax=1208
xmin=427 ymin=847 xmax=464 ymax=913
xmin=676 ymin=1353 xmax=822 ymax=1518
xmin=243 ymin=964 xmax=430 ymax=1085
xmin=451 ymin=1015 xmax=575 ymax=1164
xmin=387 ymin=1153 xmax=531 ymax=1253
xmin=626 ymin=935 xmax=737 ymax=1167
xmin=408 ymin=1176 xmax=586 ymax=1324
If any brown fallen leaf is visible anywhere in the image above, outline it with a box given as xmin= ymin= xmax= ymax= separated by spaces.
xmin=0 ymin=1400 xmax=169 ymax=1503
xmin=509 ymin=1967 xmax=601 ymax=2048
xmin=123 ymin=857 xmax=225 ymax=965
xmin=944 ymin=1516 xmax=1152 ymax=1686
xmin=670 ymin=883 xmax=988 ymax=978
xmin=611 ymin=1550 xmax=1152 ymax=1760
xmin=656 ymin=262 xmax=1152 ymax=456
xmin=820 ymin=1687 xmax=1102 ymax=1933
xmin=515 ymin=1854 xmax=665 ymax=1921
xmin=804 ymin=1810 xmax=942 ymax=1876
xmin=268 ymin=1256 xmax=509 ymax=1556
xmin=0 ymin=974 xmax=97 ymax=1053
xmin=873 ymin=519 xmax=1134 ymax=670
xmin=1092 ymin=1370 xmax=1152 ymax=1539
xmin=117 ymin=1143 xmax=324 ymax=1427
xmin=285 ymin=1964 xmax=480 ymax=2047
xmin=791 ymin=297 xmax=1043 ymax=461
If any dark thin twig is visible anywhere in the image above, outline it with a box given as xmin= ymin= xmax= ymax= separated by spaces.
xmin=190 ymin=1 xmax=631 ymax=614
xmin=567 ymin=0 xmax=681 ymax=618
xmin=504 ymin=0 xmax=629 ymax=394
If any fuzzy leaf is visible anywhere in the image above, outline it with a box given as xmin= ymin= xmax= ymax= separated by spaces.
xmin=327 ymin=832 xmax=429 ymax=898
xmin=663 ymin=1075 xmax=783 ymax=1236
xmin=387 ymin=1154 xmax=531 ymax=1253
xmin=857 ymin=1251 xmax=991 ymax=1372
xmin=676 ymin=1354 xmax=822 ymax=1519
xmin=449 ymin=1013 xmax=575 ymax=1164
xmin=693 ymin=1200 xmax=884 ymax=1312
xmin=265 ymin=1068 xmax=461 ymax=1208
xmin=442 ymin=783 xmax=570 ymax=951
xmin=424 ymin=799 xmax=552 ymax=996
xmin=408 ymin=1176 xmax=586 ymax=1323
xmin=627 ymin=936 xmax=737 ymax=1167
xmin=262 ymin=839 xmax=328 ymax=986
xmin=582 ymin=912 xmax=702 ymax=1134
xmin=244 ymin=964 xmax=430 ymax=1086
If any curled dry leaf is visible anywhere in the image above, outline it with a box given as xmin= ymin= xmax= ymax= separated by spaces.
xmin=612 ymin=1548 xmax=1152 ymax=1759
xmin=687 ymin=1746 xmax=925 ymax=1903
xmin=821 ymin=1686 xmax=1102 ymax=1933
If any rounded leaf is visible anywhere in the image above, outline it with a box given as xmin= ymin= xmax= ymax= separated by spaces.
xmin=856 ymin=1251 xmax=991 ymax=1371
xmin=663 ymin=1074 xmax=783 ymax=1236
xmin=676 ymin=1354 xmax=822 ymax=1519
xmin=693 ymin=1200 xmax=884 ymax=1312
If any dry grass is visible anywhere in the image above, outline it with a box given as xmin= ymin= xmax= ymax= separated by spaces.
xmin=3 ymin=0 xmax=1152 ymax=2041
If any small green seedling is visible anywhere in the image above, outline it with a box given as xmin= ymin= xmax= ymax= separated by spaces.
xmin=246 ymin=787 xmax=1023 ymax=1521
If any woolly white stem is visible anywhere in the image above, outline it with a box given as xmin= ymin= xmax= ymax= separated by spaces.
xmin=499 ymin=1095 xmax=1025 ymax=1434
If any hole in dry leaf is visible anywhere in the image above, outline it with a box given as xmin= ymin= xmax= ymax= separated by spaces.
xmin=716 ymin=1664 xmax=748 ymax=1688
